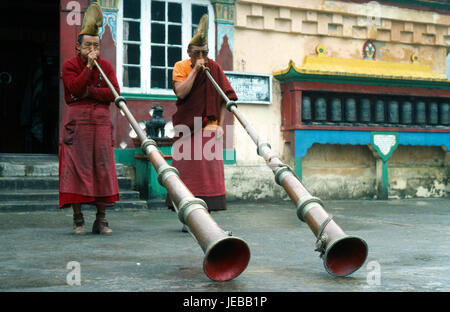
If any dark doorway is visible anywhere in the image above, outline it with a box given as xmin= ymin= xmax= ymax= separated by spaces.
xmin=0 ymin=0 xmax=59 ymax=154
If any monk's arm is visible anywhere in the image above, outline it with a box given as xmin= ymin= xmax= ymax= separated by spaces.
xmin=173 ymin=68 xmax=199 ymax=100
xmin=219 ymin=101 xmax=227 ymax=128
xmin=88 ymin=62 xmax=120 ymax=103
xmin=173 ymin=58 xmax=207 ymax=100
xmin=62 ymin=62 xmax=91 ymax=97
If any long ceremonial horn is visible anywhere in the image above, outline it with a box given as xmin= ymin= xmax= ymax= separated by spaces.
xmin=93 ymin=60 xmax=250 ymax=281
xmin=202 ymin=65 xmax=368 ymax=277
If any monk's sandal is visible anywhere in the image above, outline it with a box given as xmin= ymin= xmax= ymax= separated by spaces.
xmin=92 ymin=215 xmax=112 ymax=235
xmin=73 ymin=213 xmax=85 ymax=235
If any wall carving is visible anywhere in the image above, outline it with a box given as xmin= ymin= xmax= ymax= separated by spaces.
xmin=235 ymin=2 xmax=450 ymax=47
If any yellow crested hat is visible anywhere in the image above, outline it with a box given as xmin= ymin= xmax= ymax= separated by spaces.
xmin=79 ymin=3 xmax=103 ymax=36
xmin=189 ymin=14 xmax=208 ymax=46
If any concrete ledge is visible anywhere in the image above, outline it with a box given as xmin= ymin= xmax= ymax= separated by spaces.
xmin=302 ymin=175 xmax=377 ymax=200
xmin=225 ymin=165 xmax=289 ymax=201
xmin=225 ymin=165 xmax=378 ymax=200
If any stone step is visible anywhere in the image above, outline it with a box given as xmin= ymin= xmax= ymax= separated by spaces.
xmin=0 ymin=199 xmax=148 ymax=212
xmin=0 ymin=162 xmax=126 ymax=177
xmin=0 ymin=190 xmax=141 ymax=202
xmin=0 ymin=176 xmax=132 ymax=191
xmin=0 ymin=153 xmax=58 ymax=163
xmin=0 ymin=154 xmax=146 ymax=211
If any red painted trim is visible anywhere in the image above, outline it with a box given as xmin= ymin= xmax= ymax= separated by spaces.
xmin=281 ymin=88 xmax=303 ymax=129
xmin=281 ymin=81 xmax=450 ymax=98
xmin=280 ymin=80 xmax=450 ymax=131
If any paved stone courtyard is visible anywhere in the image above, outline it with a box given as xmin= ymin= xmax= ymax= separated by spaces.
xmin=0 ymin=198 xmax=449 ymax=292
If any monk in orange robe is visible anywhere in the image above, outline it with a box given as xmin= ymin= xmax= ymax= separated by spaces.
xmin=169 ymin=14 xmax=237 ymax=213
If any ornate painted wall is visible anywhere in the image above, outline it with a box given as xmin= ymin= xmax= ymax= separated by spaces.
xmin=229 ymin=0 xmax=450 ymax=199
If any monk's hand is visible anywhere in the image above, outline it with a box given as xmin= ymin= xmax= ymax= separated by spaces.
xmin=215 ymin=126 xmax=224 ymax=141
xmin=86 ymin=50 xmax=99 ymax=69
xmin=194 ymin=58 xmax=206 ymax=73
xmin=80 ymin=88 xmax=89 ymax=99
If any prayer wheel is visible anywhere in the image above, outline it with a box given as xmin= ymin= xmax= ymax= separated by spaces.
xmin=330 ymin=98 xmax=342 ymax=122
xmin=302 ymin=96 xmax=312 ymax=122
xmin=314 ymin=97 xmax=327 ymax=122
xmin=374 ymin=99 xmax=385 ymax=123
xmin=387 ymin=100 xmax=399 ymax=124
xmin=428 ymin=102 xmax=438 ymax=125
xmin=344 ymin=98 xmax=357 ymax=123
xmin=359 ymin=98 xmax=371 ymax=123
xmin=440 ymin=102 xmax=449 ymax=125
xmin=400 ymin=101 xmax=412 ymax=125
xmin=415 ymin=101 xmax=426 ymax=125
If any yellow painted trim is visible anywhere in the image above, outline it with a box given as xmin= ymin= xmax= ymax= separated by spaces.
xmin=273 ymin=59 xmax=298 ymax=76
xmin=273 ymin=56 xmax=449 ymax=82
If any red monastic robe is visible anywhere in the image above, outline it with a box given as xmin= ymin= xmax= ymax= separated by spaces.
xmin=59 ymin=54 xmax=120 ymax=208
xmin=171 ymin=59 xmax=237 ymax=211
xmin=172 ymin=58 xmax=237 ymax=130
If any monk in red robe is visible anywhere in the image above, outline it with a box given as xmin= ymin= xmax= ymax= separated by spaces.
xmin=169 ymin=14 xmax=237 ymax=214
xmin=59 ymin=3 xmax=119 ymax=235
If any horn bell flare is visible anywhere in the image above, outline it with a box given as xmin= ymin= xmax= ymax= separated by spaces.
xmin=323 ymin=236 xmax=368 ymax=277
xmin=203 ymin=237 xmax=251 ymax=282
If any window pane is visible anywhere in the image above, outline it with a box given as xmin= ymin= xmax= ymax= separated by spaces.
xmin=151 ymin=23 xmax=165 ymax=44
xmin=124 ymin=0 xmax=141 ymax=19
xmin=123 ymin=21 xmax=140 ymax=41
xmin=168 ymin=69 xmax=173 ymax=89
xmin=123 ymin=44 xmax=140 ymax=65
xmin=168 ymin=25 xmax=181 ymax=45
xmin=123 ymin=66 xmax=140 ymax=88
xmin=151 ymin=46 xmax=165 ymax=66
xmin=151 ymin=1 xmax=165 ymax=21
xmin=191 ymin=5 xmax=208 ymax=36
xmin=168 ymin=2 xmax=181 ymax=23
xmin=151 ymin=67 xmax=166 ymax=89
xmin=168 ymin=47 xmax=181 ymax=67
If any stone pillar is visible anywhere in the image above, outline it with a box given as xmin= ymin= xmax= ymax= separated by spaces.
xmin=370 ymin=132 xmax=399 ymax=200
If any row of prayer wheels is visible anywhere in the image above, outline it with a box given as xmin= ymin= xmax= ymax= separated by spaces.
xmin=301 ymin=95 xmax=450 ymax=126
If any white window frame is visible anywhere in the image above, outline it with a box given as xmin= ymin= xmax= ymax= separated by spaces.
xmin=117 ymin=0 xmax=216 ymax=95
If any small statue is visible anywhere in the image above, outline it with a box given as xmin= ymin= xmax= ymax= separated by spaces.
xmin=146 ymin=104 xmax=166 ymax=139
